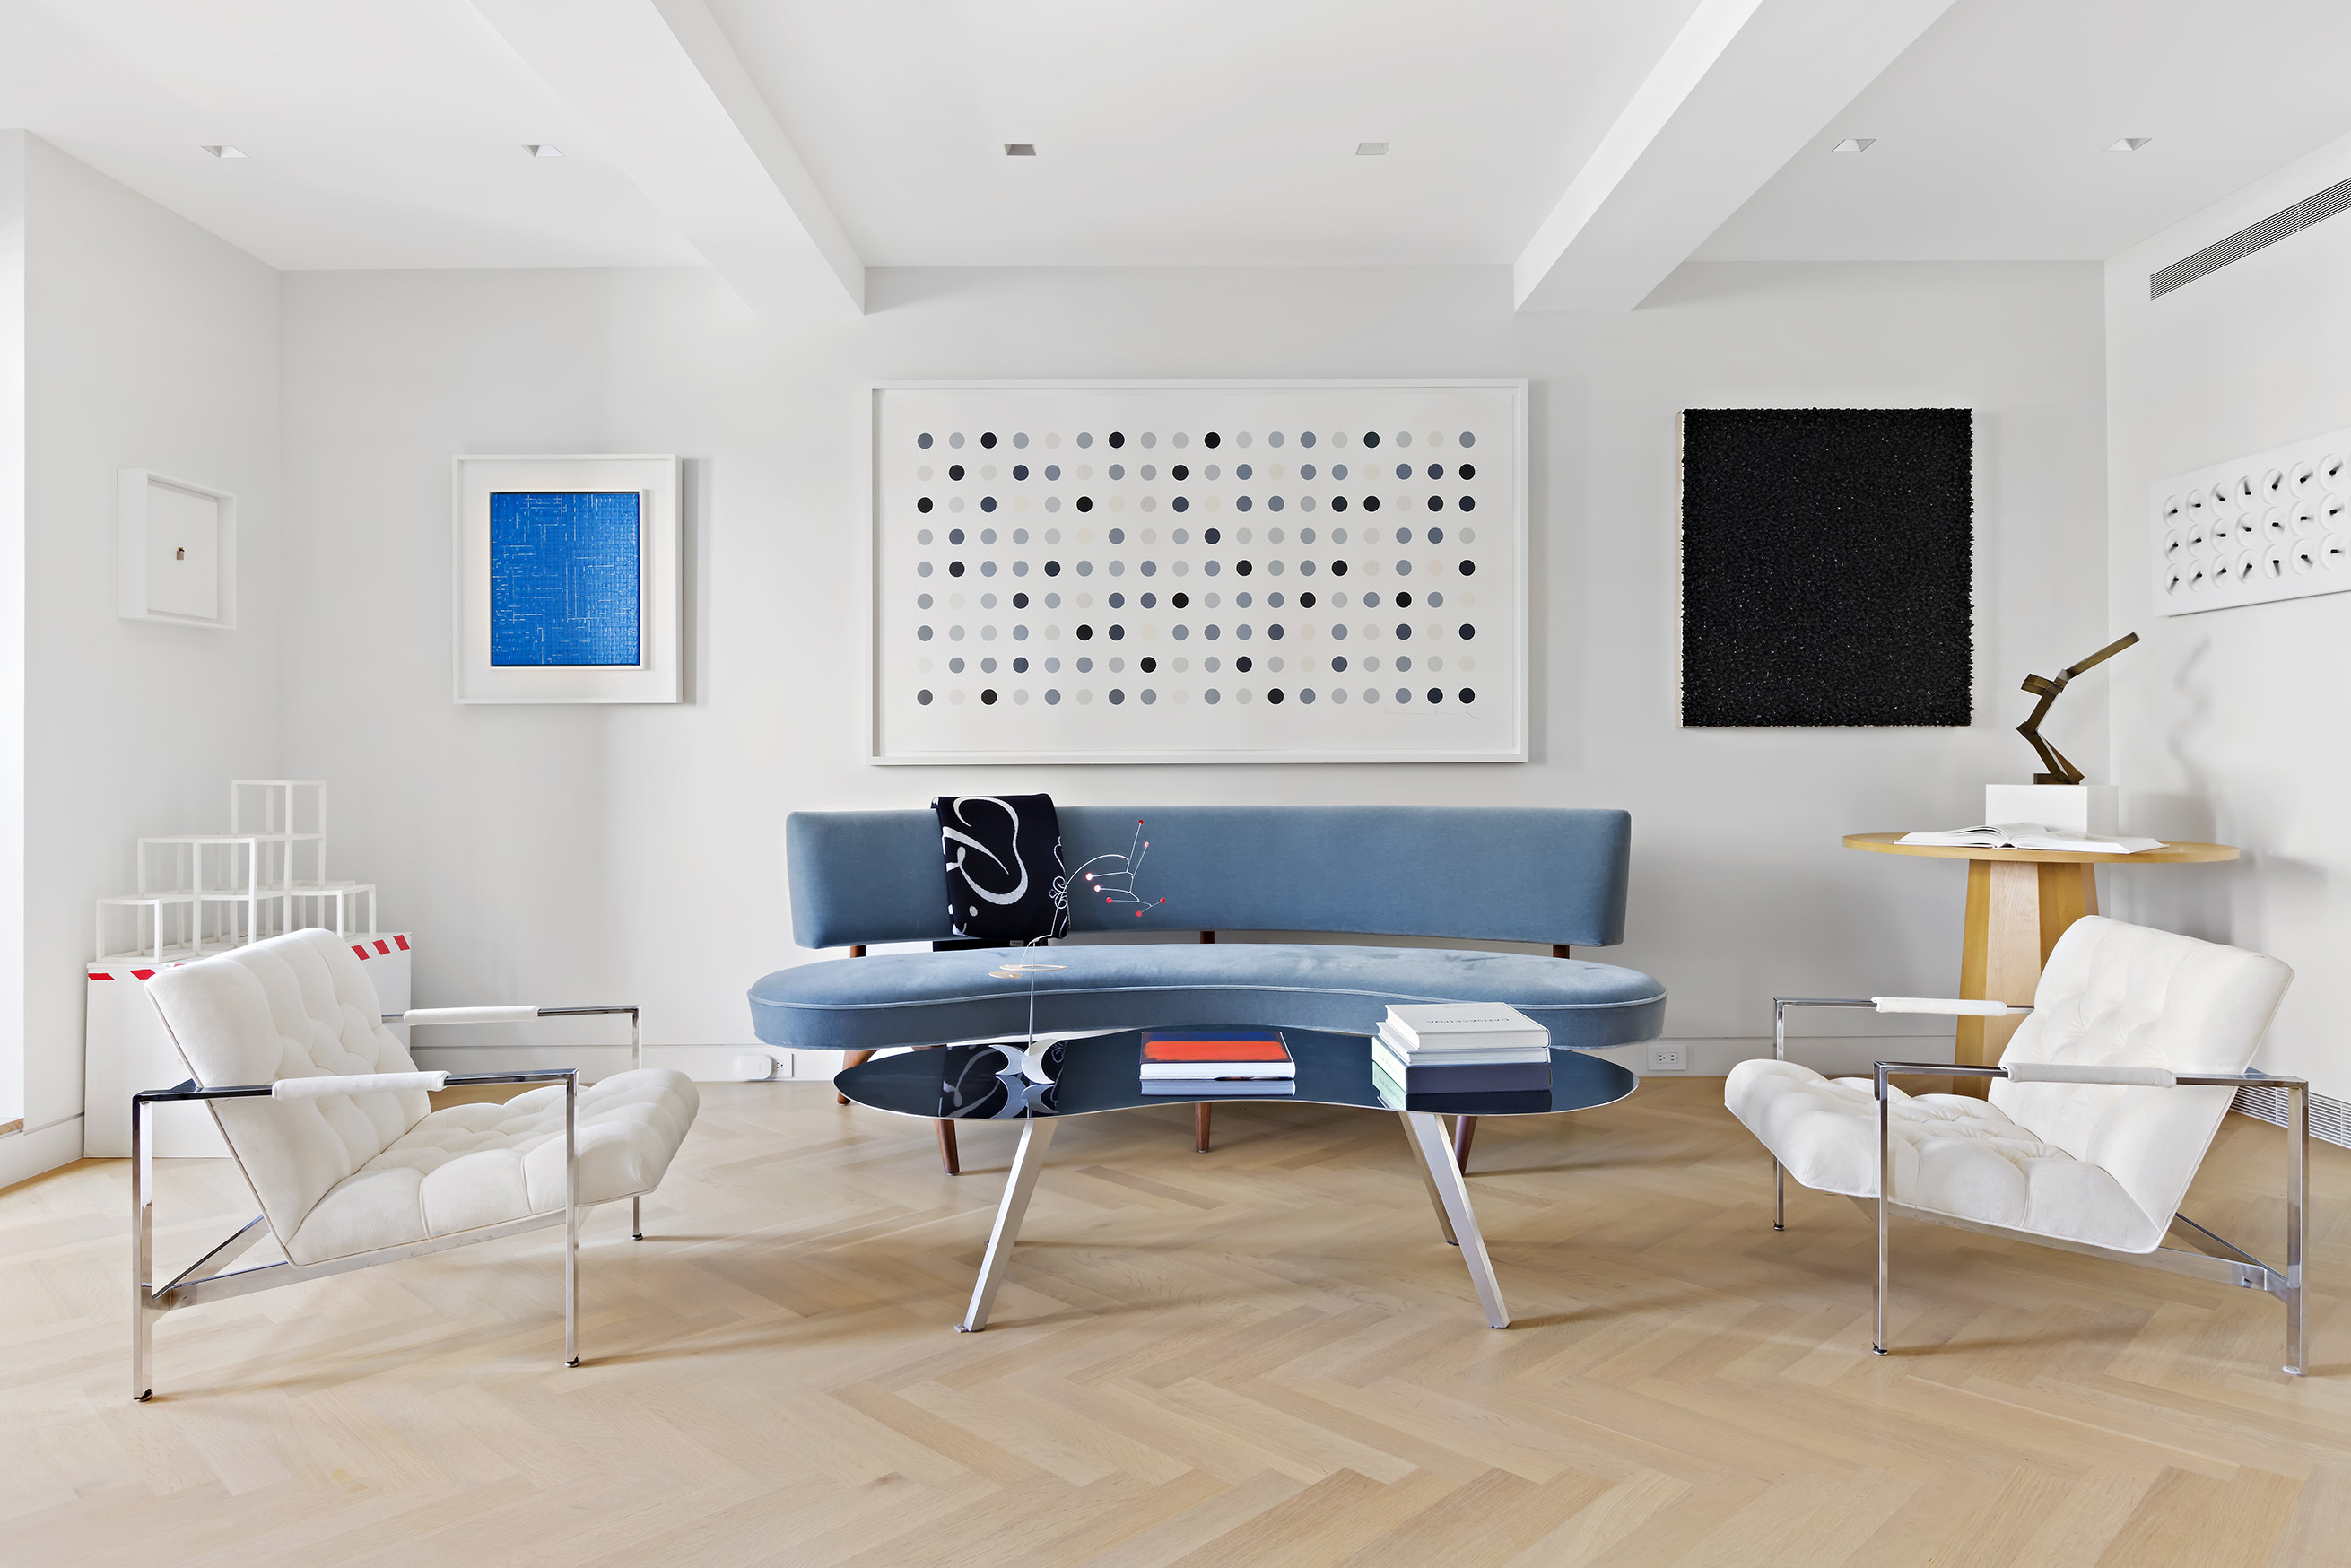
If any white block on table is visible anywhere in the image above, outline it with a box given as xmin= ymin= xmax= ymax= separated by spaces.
xmin=1982 ymin=783 xmax=2119 ymax=838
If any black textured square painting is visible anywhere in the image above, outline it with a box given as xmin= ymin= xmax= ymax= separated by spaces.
xmin=1680 ymin=408 xmax=1972 ymax=727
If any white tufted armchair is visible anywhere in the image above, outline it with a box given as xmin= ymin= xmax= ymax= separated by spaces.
xmin=1727 ymin=917 xmax=2309 ymax=1372
xmin=133 ymin=929 xmax=699 ymax=1399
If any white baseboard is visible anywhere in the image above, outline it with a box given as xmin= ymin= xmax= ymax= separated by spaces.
xmin=0 ymin=1116 xmax=86 ymax=1193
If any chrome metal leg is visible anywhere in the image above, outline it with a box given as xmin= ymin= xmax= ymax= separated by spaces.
xmin=132 ymin=1098 xmax=157 ymax=1402
xmin=1874 ymin=1066 xmax=1891 ymax=1356
xmin=563 ymin=1073 xmax=579 ymax=1367
xmin=1773 ymin=1161 xmax=1785 ymax=1231
xmin=959 ymin=1117 xmax=1058 ymax=1332
xmin=632 ymin=1195 xmax=642 ymax=1241
xmin=1403 ymin=1111 xmax=1509 ymax=1328
xmin=1401 ymin=1113 xmax=1458 ymax=1246
xmin=2286 ymin=1083 xmax=2308 ymax=1376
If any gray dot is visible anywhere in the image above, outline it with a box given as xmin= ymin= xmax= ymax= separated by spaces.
xmin=1459 ymin=431 xmax=1475 ymax=448
xmin=1013 ymin=528 xmax=1029 ymax=544
xmin=1141 ymin=689 xmax=1156 ymax=704
xmin=1172 ymin=625 xmax=1188 ymax=640
xmin=1141 ymin=432 xmax=1157 ymax=449
xmin=1204 ymin=688 xmax=1221 ymax=704
xmin=918 ymin=593 xmax=933 ymax=609
xmin=1395 ymin=465 xmax=1410 ymax=481
xmin=1428 ymin=590 xmax=1444 ymax=607
xmin=1301 ymin=527 xmax=1317 ymax=544
xmin=1142 ymin=561 xmax=1157 ymax=576
xmin=950 ymin=433 xmax=965 ymax=449
xmin=1014 ymin=625 xmax=1028 ymax=640
xmin=1045 ymin=688 xmax=1061 ymax=704
xmin=917 ymin=528 xmax=934 ymax=544
xmin=1268 ymin=432 xmax=1284 ymax=447
xmin=1299 ymin=497 xmax=1314 ymax=512
xmin=1396 ymin=687 xmax=1412 ymax=703
xmin=918 ymin=562 xmax=933 ymax=577
xmin=917 ymin=625 xmax=933 ymax=640
xmin=1109 ymin=527 xmax=1126 ymax=544
xmin=1300 ymin=431 xmax=1316 ymax=449
xmin=917 ymin=689 xmax=933 ymax=703
xmin=1300 ymin=688 xmax=1315 ymax=704
xmin=1109 ymin=689 xmax=1125 ymax=704
xmin=1363 ymin=688 xmax=1378 ymax=703
xmin=1427 ymin=527 xmax=1443 ymax=544
xmin=1397 ymin=561 xmax=1411 ymax=575
xmin=1076 ymin=432 xmax=1093 ymax=448
xmin=981 ymin=527 xmax=997 ymax=544
xmin=1013 ymin=433 xmax=1029 ymax=449
xmin=919 ymin=433 xmax=934 ymax=449
xmin=1172 ymin=432 xmax=1189 ymax=449
xmin=1395 ymin=432 xmax=1412 ymax=448
xmin=1331 ymin=688 xmax=1347 ymax=704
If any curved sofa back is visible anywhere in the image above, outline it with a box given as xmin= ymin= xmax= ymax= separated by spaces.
xmin=788 ymin=806 xmax=1631 ymax=950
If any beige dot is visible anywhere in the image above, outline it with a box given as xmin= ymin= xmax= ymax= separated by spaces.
xmin=917 ymin=657 xmax=934 ymax=673
xmin=1045 ymin=625 xmax=1062 ymax=640
xmin=1140 ymin=528 xmax=1157 ymax=544
xmin=949 ymin=593 xmax=966 ymax=608
xmin=1076 ymin=528 xmax=1093 ymax=544
xmin=1108 ymin=496 xmax=1125 ymax=512
xmin=1459 ymin=655 xmax=1476 ymax=672
xmin=1076 ymin=592 xmax=1093 ymax=607
xmin=1361 ymin=559 xmax=1380 ymax=576
xmin=1075 ymin=465 xmax=1093 ymax=480
xmin=1298 ymin=623 xmax=1317 ymax=641
xmin=980 ymin=465 xmax=997 ymax=480
xmin=1427 ymin=431 xmax=1443 ymax=447
xmin=1045 ymin=433 xmax=1061 ymax=449
xmin=1459 ymin=591 xmax=1475 ymax=607
xmin=1144 ymin=625 xmax=1159 ymax=640
xmin=918 ymin=465 xmax=934 ymax=480
xmin=1206 ymin=496 xmax=1221 ymax=511
xmin=1077 ymin=689 xmax=1093 ymax=704
xmin=1428 ymin=656 xmax=1445 ymax=672
xmin=949 ymin=690 xmax=966 ymax=705
xmin=1238 ymin=688 xmax=1254 ymax=704
xmin=1013 ymin=497 xmax=1029 ymax=512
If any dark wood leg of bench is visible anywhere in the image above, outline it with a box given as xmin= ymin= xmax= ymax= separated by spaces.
xmin=936 ymin=1119 xmax=961 ymax=1175
xmin=1196 ymin=1102 xmax=1212 ymax=1153
xmin=1452 ymin=1115 xmax=1477 ymax=1172
xmin=836 ymin=1049 xmax=877 ymax=1105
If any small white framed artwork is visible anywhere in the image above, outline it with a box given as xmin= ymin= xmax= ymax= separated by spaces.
xmin=452 ymin=454 xmax=681 ymax=704
xmin=866 ymin=380 xmax=1528 ymax=764
xmin=118 ymin=470 xmax=236 ymax=630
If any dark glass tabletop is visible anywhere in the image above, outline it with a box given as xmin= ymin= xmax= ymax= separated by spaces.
xmin=834 ymin=1028 xmax=1640 ymax=1120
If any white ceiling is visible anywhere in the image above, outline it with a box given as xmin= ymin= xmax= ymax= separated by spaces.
xmin=2 ymin=0 xmax=2349 ymax=282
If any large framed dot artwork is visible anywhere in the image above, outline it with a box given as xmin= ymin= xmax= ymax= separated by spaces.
xmin=452 ymin=454 xmax=681 ymax=703
xmin=866 ymin=382 xmax=1527 ymax=763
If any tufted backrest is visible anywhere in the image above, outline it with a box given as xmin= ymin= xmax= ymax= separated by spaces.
xmin=1992 ymin=917 xmax=2292 ymax=1233
xmin=145 ymin=929 xmax=427 ymax=1243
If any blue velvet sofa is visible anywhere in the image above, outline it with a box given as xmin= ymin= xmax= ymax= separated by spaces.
xmin=748 ymin=806 xmax=1667 ymax=1169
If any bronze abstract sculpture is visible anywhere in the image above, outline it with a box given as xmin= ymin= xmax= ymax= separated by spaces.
xmin=2017 ymin=632 xmax=2138 ymax=783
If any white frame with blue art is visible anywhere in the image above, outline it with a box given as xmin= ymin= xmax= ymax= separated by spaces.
xmin=452 ymin=454 xmax=681 ymax=704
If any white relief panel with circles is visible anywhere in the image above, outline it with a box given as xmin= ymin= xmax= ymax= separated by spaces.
xmin=867 ymin=382 xmax=1528 ymax=764
xmin=2153 ymin=429 xmax=2351 ymax=616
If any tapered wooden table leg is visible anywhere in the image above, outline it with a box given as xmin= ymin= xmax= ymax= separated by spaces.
xmin=935 ymin=1119 xmax=961 ymax=1174
xmin=1451 ymin=1115 xmax=1477 ymax=1172
xmin=1195 ymin=1102 xmax=1211 ymax=1154
xmin=837 ymin=1050 xmax=876 ymax=1105
xmin=1955 ymin=859 xmax=2096 ymax=1095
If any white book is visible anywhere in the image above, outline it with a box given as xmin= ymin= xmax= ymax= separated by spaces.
xmin=1382 ymin=1003 xmax=1549 ymax=1053
xmin=1375 ymin=1022 xmax=1548 ymax=1066
xmin=1894 ymin=823 xmax=2163 ymax=855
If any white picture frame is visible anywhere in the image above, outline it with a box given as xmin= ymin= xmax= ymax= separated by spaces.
xmin=866 ymin=380 xmax=1528 ymax=764
xmin=452 ymin=454 xmax=681 ymax=704
xmin=118 ymin=470 xmax=236 ymax=630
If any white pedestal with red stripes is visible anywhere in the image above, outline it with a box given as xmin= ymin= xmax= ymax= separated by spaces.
xmin=83 ymin=932 xmax=413 ymax=1158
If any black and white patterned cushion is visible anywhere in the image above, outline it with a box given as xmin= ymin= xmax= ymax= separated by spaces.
xmin=933 ymin=794 xmax=1069 ymax=945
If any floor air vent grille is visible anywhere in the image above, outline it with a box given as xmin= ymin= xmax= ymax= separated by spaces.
xmin=2233 ymin=1083 xmax=2351 ymax=1151
xmin=2152 ymin=175 xmax=2351 ymax=299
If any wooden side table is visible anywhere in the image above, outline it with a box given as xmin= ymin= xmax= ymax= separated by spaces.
xmin=1842 ymin=832 xmax=2237 ymax=1088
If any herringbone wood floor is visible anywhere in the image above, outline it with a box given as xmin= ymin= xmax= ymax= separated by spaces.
xmin=3 ymin=1079 xmax=2347 ymax=1567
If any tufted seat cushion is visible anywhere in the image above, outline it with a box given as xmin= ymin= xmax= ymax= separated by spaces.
xmin=1725 ymin=918 xmax=2292 ymax=1253
xmin=147 ymin=929 xmax=700 ymax=1267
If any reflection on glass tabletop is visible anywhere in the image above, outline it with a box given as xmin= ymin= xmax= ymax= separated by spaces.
xmin=833 ymin=1028 xmax=1639 ymax=1121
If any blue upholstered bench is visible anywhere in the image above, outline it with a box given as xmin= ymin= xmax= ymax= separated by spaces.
xmin=749 ymin=806 xmax=1666 ymax=1171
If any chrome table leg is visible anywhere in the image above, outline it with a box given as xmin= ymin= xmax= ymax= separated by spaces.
xmin=563 ymin=1073 xmax=579 ymax=1367
xmin=959 ymin=1117 xmax=1058 ymax=1332
xmin=132 ymin=1098 xmax=157 ymax=1401
xmin=1400 ymin=1113 xmax=1458 ymax=1246
xmin=2286 ymin=1083 xmax=2308 ymax=1376
xmin=1402 ymin=1111 xmax=1509 ymax=1328
xmin=1874 ymin=1065 xmax=1891 ymax=1356
xmin=1773 ymin=1160 xmax=1785 ymax=1231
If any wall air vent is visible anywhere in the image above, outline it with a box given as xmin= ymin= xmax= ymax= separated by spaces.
xmin=2235 ymin=1083 xmax=2351 ymax=1154
xmin=2151 ymin=174 xmax=2351 ymax=298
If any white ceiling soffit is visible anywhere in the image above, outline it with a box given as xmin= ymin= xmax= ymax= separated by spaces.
xmin=1513 ymin=0 xmax=1958 ymax=312
xmin=469 ymin=0 xmax=865 ymax=314
xmin=1695 ymin=0 xmax=2351 ymax=262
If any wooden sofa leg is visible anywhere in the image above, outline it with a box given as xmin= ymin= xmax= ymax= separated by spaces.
xmin=1196 ymin=1102 xmax=1212 ymax=1154
xmin=1452 ymin=1116 xmax=1478 ymax=1172
xmin=936 ymin=1119 xmax=961 ymax=1175
xmin=837 ymin=1049 xmax=876 ymax=1105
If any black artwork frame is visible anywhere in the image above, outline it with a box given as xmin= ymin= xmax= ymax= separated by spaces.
xmin=1680 ymin=407 xmax=1973 ymax=728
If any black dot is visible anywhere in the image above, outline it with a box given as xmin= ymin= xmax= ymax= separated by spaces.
xmin=1044 ymin=561 xmax=1059 ymax=576
xmin=949 ymin=464 xmax=964 ymax=481
xmin=1076 ymin=624 xmax=1093 ymax=640
xmin=1236 ymin=560 xmax=1252 ymax=577
xmin=949 ymin=562 xmax=964 ymax=577
xmin=1426 ymin=465 xmax=1442 ymax=480
xmin=1013 ymin=657 xmax=1029 ymax=672
xmin=1364 ymin=496 xmax=1380 ymax=512
xmin=1459 ymin=560 xmax=1475 ymax=576
xmin=1141 ymin=656 xmax=1157 ymax=672
xmin=980 ymin=497 xmax=996 ymax=512
xmin=1013 ymin=592 xmax=1029 ymax=608
xmin=1426 ymin=495 xmax=1441 ymax=512
xmin=919 ymin=433 xmax=934 ymax=449
xmin=1013 ymin=464 xmax=1029 ymax=480
xmin=1109 ymin=431 xmax=1126 ymax=448
xmin=1172 ymin=464 xmax=1189 ymax=481
xmin=1459 ymin=623 xmax=1475 ymax=640
xmin=1331 ymin=560 xmax=1348 ymax=576
xmin=1172 ymin=496 xmax=1189 ymax=513
xmin=1427 ymin=687 xmax=1442 ymax=704
xmin=1396 ymin=623 xmax=1412 ymax=640
xmin=1396 ymin=591 xmax=1412 ymax=607
xmin=1363 ymin=431 xmax=1380 ymax=448
xmin=1458 ymin=463 xmax=1476 ymax=480
xmin=981 ymin=688 xmax=997 ymax=703
xmin=980 ymin=432 xmax=997 ymax=449
xmin=1459 ymin=687 xmax=1475 ymax=704
xmin=1459 ymin=495 xmax=1475 ymax=511
xmin=1172 ymin=591 xmax=1189 ymax=608
xmin=1268 ymin=688 xmax=1285 ymax=704
xmin=1204 ymin=432 xmax=1221 ymax=448
xmin=1204 ymin=527 xmax=1221 ymax=544
xmin=917 ymin=689 xmax=933 ymax=703
xmin=1332 ymin=655 xmax=1348 ymax=672
xmin=1300 ymin=590 xmax=1317 ymax=608
xmin=1236 ymin=656 xmax=1253 ymax=673
xmin=1109 ymin=624 xmax=1125 ymax=640
xmin=1332 ymin=496 xmax=1348 ymax=513
xmin=1076 ymin=496 xmax=1093 ymax=512
xmin=917 ymin=497 xmax=934 ymax=515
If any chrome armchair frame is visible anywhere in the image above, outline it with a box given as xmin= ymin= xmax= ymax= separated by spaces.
xmin=133 ymin=1004 xmax=642 ymax=1402
xmin=1768 ymin=997 xmax=2311 ymax=1376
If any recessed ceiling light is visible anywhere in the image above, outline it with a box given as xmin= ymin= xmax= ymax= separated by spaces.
xmin=201 ymin=144 xmax=246 ymax=160
xmin=1356 ymin=142 xmax=1389 ymax=157
xmin=1004 ymin=144 xmax=1036 ymax=157
xmin=1831 ymin=137 xmax=1875 ymax=153
xmin=523 ymin=144 xmax=562 ymax=159
xmin=2108 ymin=137 xmax=2153 ymax=152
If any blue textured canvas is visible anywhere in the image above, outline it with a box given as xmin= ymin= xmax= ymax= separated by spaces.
xmin=490 ymin=492 xmax=642 ymax=667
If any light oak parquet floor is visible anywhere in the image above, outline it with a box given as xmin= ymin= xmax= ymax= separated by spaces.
xmin=3 ymin=1078 xmax=2347 ymax=1567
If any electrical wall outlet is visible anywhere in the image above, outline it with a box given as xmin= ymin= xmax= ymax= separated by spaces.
xmin=1646 ymin=1046 xmax=1686 ymax=1073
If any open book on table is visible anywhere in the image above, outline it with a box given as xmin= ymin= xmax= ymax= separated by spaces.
xmin=1895 ymin=823 xmax=2164 ymax=854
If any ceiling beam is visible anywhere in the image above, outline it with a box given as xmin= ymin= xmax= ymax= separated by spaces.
xmin=1512 ymin=0 xmax=1957 ymax=312
xmin=471 ymin=0 xmax=864 ymax=315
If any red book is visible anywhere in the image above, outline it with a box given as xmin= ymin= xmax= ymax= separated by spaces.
xmin=1138 ymin=1029 xmax=1294 ymax=1079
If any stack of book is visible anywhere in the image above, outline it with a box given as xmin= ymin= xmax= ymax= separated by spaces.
xmin=1371 ymin=1004 xmax=1552 ymax=1107
xmin=1137 ymin=1028 xmax=1296 ymax=1096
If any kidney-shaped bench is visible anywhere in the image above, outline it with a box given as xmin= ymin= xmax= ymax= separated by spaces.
xmin=748 ymin=805 xmax=1667 ymax=1172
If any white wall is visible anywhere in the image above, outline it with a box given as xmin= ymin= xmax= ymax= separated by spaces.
xmin=0 ymin=135 xmax=26 ymax=1135
xmin=2105 ymin=129 xmax=2351 ymax=1097
xmin=1 ymin=136 xmax=280 ymax=1185
xmin=279 ymin=260 xmax=2106 ymax=1073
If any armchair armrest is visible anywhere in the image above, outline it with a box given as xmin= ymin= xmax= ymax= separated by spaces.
xmin=274 ymin=1071 xmax=448 ymax=1098
xmin=1869 ymin=1061 xmax=2308 ymax=1091
xmin=1872 ymin=997 xmax=2031 ymax=1016
xmin=137 ymin=1068 xmax=579 ymax=1105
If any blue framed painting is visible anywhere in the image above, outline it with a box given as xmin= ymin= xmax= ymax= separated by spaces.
xmin=454 ymin=455 xmax=680 ymax=703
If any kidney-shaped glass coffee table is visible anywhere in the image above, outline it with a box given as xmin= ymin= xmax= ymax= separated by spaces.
xmin=835 ymin=1027 xmax=1639 ymax=1332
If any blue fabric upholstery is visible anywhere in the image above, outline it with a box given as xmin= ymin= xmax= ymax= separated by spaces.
xmin=748 ymin=943 xmax=1665 ymax=1053
xmin=786 ymin=806 xmax=1633 ymax=949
